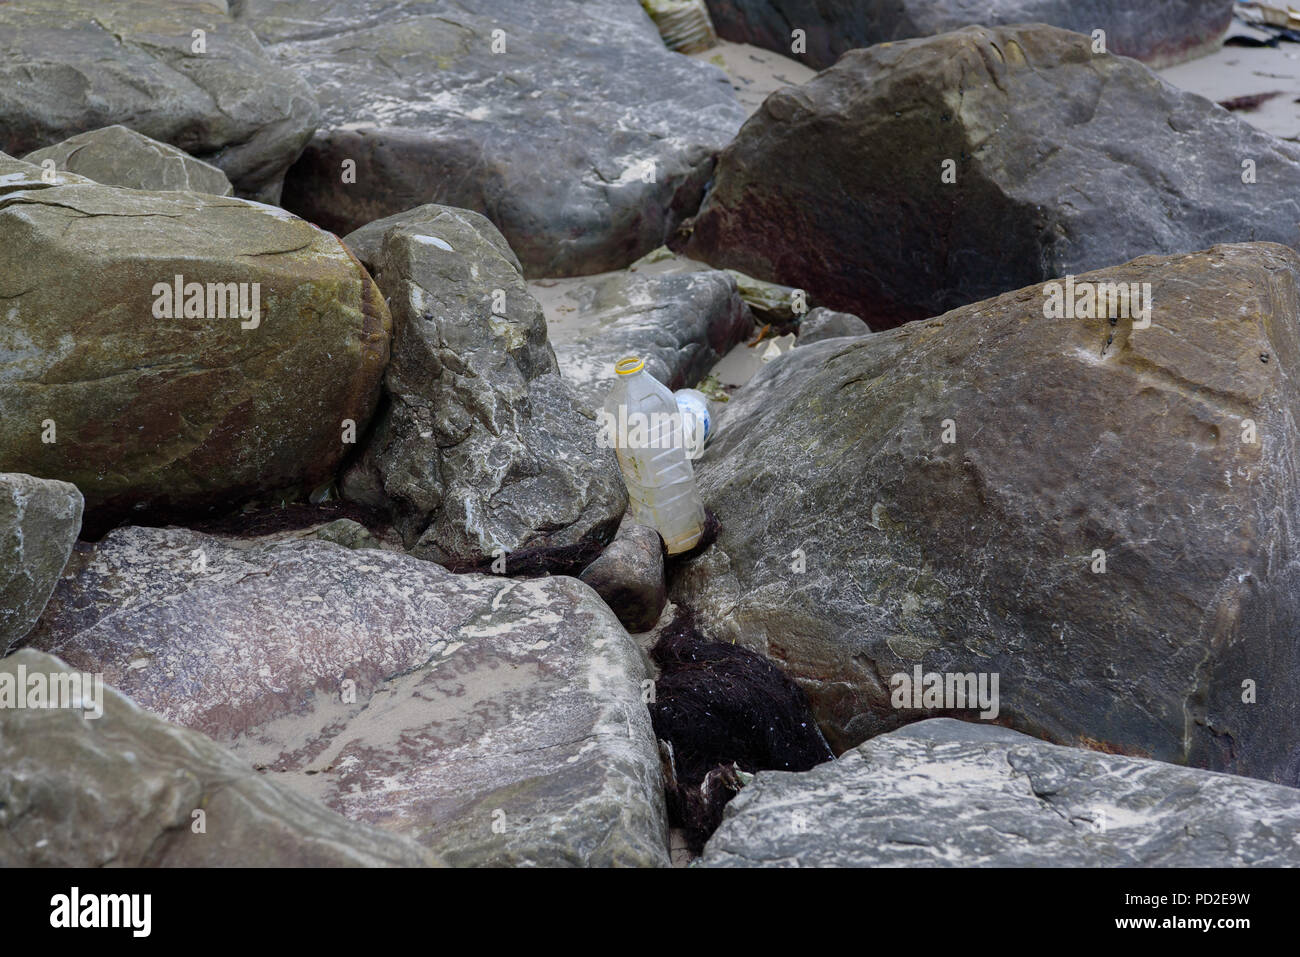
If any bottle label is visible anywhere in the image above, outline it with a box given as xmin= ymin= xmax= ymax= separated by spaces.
xmin=594 ymin=404 xmax=706 ymax=460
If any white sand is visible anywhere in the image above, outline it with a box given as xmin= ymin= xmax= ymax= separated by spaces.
xmin=688 ymin=39 xmax=816 ymax=116
xmin=1160 ymin=40 xmax=1300 ymax=140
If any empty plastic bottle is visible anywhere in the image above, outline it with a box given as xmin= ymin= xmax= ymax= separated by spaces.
xmin=603 ymin=357 xmax=707 ymax=554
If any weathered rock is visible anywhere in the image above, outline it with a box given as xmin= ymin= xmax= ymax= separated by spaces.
xmin=28 ymin=526 xmax=670 ymax=867
xmin=0 ymin=0 xmax=318 ymax=202
xmin=0 ymin=152 xmax=391 ymax=531
xmin=233 ymin=0 xmax=745 ymax=276
xmin=673 ymin=243 xmax=1300 ymax=785
xmin=704 ymin=0 xmax=1232 ymax=70
xmin=679 ymin=24 xmax=1300 ymax=328
xmin=580 ymin=522 xmax=667 ymax=633
xmin=700 ymin=718 xmax=1300 ymax=867
xmin=24 ymin=126 xmax=234 ymax=196
xmin=210 ymin=513 xmax=389 ymax=551
xmin=795 ymin=307 xmax=871 ymax=345
xmin=546 ymin=268 xmax=754 ymax=414
xmin=339 ymin=205 xmax=626 ymax=573
xmin=0 ymin=650 xmax=434 ymax=867
xmin=307 ymin=518 xmax=380 ymax=550
xmin=0 ymin=475 xmax=83 ymax=653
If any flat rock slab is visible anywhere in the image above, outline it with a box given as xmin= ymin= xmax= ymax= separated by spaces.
xmin=0 ymin=473 xmax=82 ymax=653
xmin=674 ymin=243 xmax=1300 ymax=785
xmin=0 ymin=0 xmax=319 ymax=202
xmin=24 ymin=125 xmax=234 ymax=196
xmin=546 ymin=269 xmax=754 ymax=414
xmin=0 ymin=650 xmax=434 ymax=867
xmin=234 ymin=0 xmax=745 ymax=276
xmin=340 ymin=205 xmax=627 ymax=573
xmin=700 ymin=718 xmax=1300 ymax=867
xmin=680 ymin=23 xmax=1300 ymax=328
xmin=705 ymin=0 xmax=1232 ymax=70
xmin=0 ymin=152 xmax=390 ymax=531
xmin=28 ymin=526 xmax=670 ymax=867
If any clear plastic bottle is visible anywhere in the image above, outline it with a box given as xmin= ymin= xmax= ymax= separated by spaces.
xmin=603 ymin=357 xmax=707 ymax=554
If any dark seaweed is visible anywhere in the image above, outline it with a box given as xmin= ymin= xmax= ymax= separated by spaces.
xmin=650 ymin=607 xmax=834 ymax=853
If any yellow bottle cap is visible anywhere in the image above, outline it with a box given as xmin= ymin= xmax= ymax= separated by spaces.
xmin=615 ymin=356 xmax=645 ymax=375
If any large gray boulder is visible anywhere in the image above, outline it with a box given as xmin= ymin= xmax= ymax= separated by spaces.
xmin=705 ymin=0 xmax=1232 ymax=70
xmin=0 ymin=650 xmax=434 ymax=867
xmin=546 ymin=268 xmax=754 ymax=414
xmin=0 ymin=152 xmax=391 ymax=532
xmin=673 ymin=243 xmax=1300 ymax=785
xmin=679 ymin=24 xmax=1300 ymax=328
xmin=0 ymin=0 xmax=319 ymax=203
xmin=233 ymin=0 xmax=745 ymax=276
xmin=28 ymin=526 xmax=670 ymax=867
xmin=24 ymin=126 xmax=234 ymax=196
xmin=0 ymin=474 xmax=83 ymax=653
xmin=340 ymin=205 xmax=626 ymax=573
xmin=700 ymin=719 xmax=1300 ymax=867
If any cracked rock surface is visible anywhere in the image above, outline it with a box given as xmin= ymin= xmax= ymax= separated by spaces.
xmin=27 ymin=525 xmax=670 ymax=867
xmin=24 ymin=126 xmax=235 ymax=197
xmin=0 ymin=152 xmax=391 ymax=531
xmin=0 ymin=0 xmax=319 ymax=202
xmin=234 ymin=0 xmax=745 ymax=276
xmin=700 ymin=718 xmax=1300 ymax=867
xmin=0 ymin=649 xmax=435 ymax=867
xmin=673 ymin=243 xmax=1300 ymax=784
xmin=0 ymin=474 xmax=83 ymax=653
xmin=340 ymin=204 xmax=627 ymax=573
